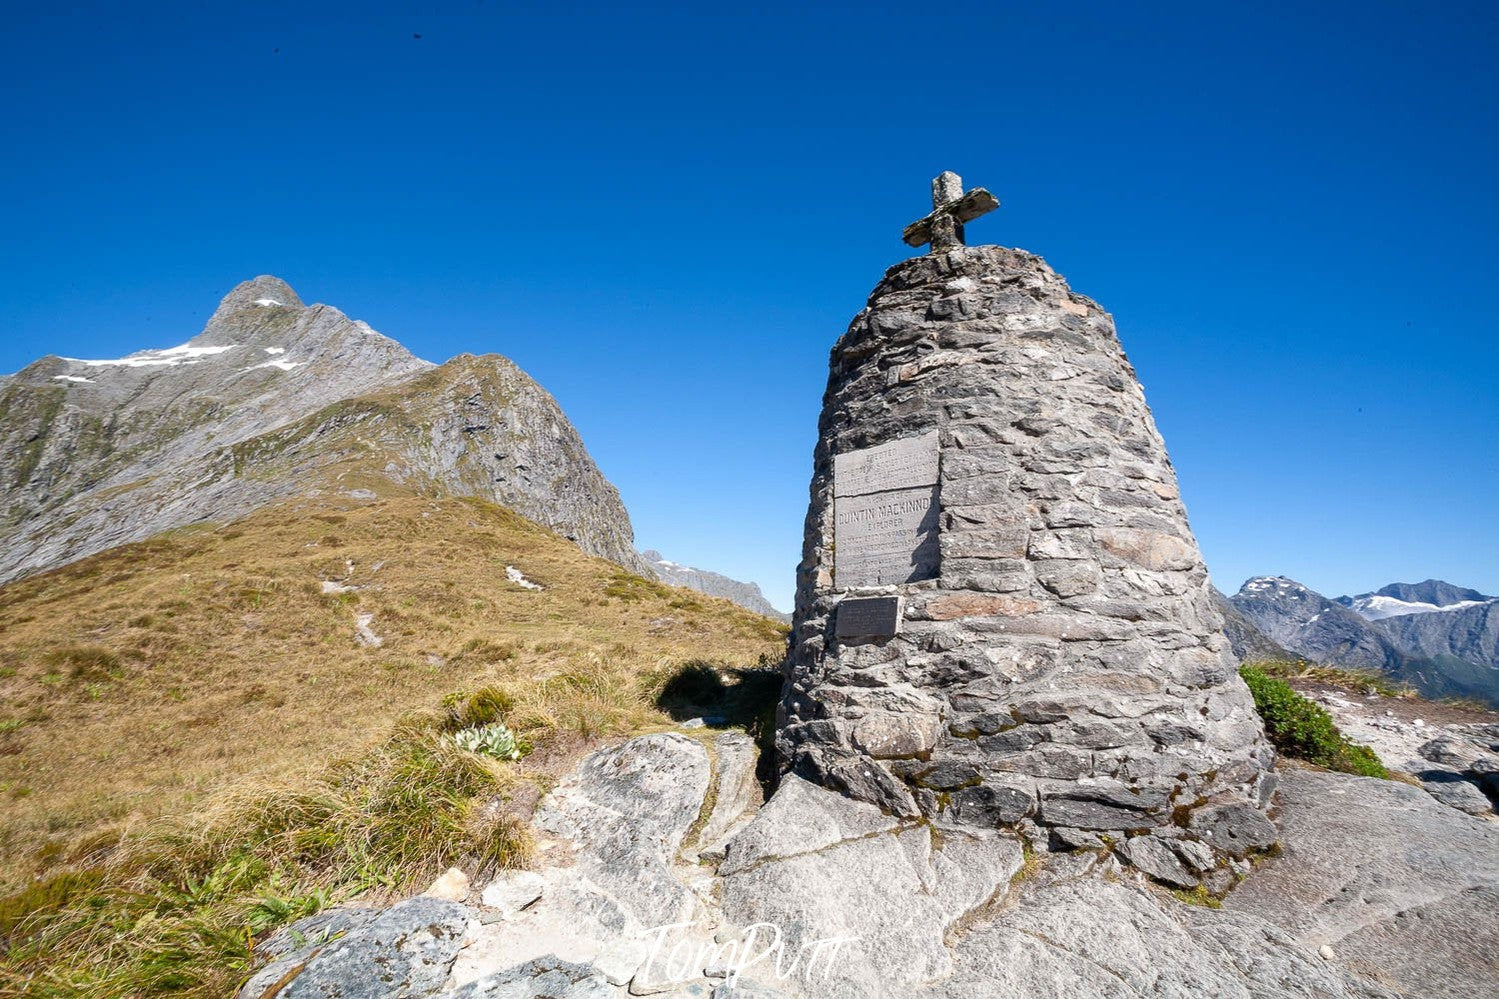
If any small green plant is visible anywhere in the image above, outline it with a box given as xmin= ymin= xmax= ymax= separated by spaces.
xmin=1170 ymin=885 xmax=1223 ymax=909
xmin=1240 ymin=666 xmax=1388 ymax=778
xmin=450 ymin=722 xmax=524 ymax=761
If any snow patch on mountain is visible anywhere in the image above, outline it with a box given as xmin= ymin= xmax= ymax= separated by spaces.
xmin=1348 ymin=594 xmax=1496 ymax=621
xmin=66 ymin=342 xmax=240 ymax=368
xmin=243 ymin=358 xmax=303 ymax=373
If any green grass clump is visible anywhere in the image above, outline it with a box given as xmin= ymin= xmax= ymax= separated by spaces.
xmin=1240 ymin=665 xmax=1388 ymax=778
xmin=603 ymin=571 xmax=673 ymax=602
xmin=442 ymin=685 xmax=517 ymax=731
xmin=43 ymin=645 xmax=123 ymax=683
xmin=0 ymin=720 xmax=531 ymax=998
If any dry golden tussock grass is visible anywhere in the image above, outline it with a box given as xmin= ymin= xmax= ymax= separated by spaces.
xmin=0 ymin=493 xmax=784 ymax=882
xmin=0 ymin=494 xmax=786 ymax=995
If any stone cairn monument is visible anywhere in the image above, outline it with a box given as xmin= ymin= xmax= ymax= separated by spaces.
xmin=779 ymin=172 xmax=1277 ymax=886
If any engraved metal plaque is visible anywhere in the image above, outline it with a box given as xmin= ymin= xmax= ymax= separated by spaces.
xmin=835 ymin=596 xmax=903 ymax=638
xmin=833 ymin=431 xmax=940 ymax=588
xmin=834 ymin=431 xmax=941 ymax=498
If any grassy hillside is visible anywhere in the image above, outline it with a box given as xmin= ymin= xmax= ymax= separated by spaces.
xmin=0 ymin=494 xmax=785 ymax=995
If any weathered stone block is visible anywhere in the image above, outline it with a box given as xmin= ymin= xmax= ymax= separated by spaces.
xmin=1188 ymin=803 xmax=1279 ymax=856
xmin=921 ymin=592 xmax=1043 ymax=620
xmin=949 ymin=782 xmax=1035 ymax=825
xmin=851 ymin=711 xmax=942 ymax=759
xmin=1033 ymin=559 xmax=1101 ymax=597
xmin=1095 ymin=527 xmax=1198 ymax=571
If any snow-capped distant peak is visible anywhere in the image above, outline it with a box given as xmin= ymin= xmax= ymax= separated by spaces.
xmin=1241 ymin=576 xmax=1311 ymax=595
xmin=65 ymin=343 xmax=239 ymax=368
xmin=1348 ymin=594 xmax=1495 ymax=621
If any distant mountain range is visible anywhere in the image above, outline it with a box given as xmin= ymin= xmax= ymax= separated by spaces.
xmin=641 ymin=550 xmax=789 ymax=622
xmin=1227 ymin=576 xmax=1499 ymax=706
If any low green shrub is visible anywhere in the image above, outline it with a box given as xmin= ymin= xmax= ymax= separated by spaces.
xmin=1239 ymin=665 xmax=1388 ymax=778
xmin=1246 ymin=658 xmax=1410 ymax=698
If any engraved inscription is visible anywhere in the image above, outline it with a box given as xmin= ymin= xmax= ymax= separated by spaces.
xmin=835 ymin=484 xmax=939 ymax=586
xmin=834 ymin=431 xmax=940 ymax=498
xmin=833 ymin=431 xmax=941 ymax=588
xmin=835 ymin=596 xmax=903 ymax=638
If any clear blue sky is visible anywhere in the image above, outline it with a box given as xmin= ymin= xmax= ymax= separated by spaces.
xmin=4 ymin=2 xmax=1496 ymax=612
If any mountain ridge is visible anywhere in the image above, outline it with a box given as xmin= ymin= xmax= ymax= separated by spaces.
xmin=1228 ymin=574 xmax=1499 ymax=706
xmin=1 ymin=276 xmax=652 ymax=581
xmin=640 ymin=549 xmax=789 ymax=622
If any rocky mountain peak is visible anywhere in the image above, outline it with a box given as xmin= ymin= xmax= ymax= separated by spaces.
xmin=1371 ymin=579 xmax=1491 ymax=608
xmin=0 ymin=281 xmax=647 ymax=583
xmin=1237 ymin=575 xmax=1316 ymax=600
xmin=211 ymin=275 xmax=305 ymax=320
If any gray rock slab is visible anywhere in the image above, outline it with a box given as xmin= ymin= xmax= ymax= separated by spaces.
xmin=1227 ymin=767 xmax=1499 ymax=999
xmin=240 ymin=907 xmax=381 ymax=998
xmin=535 ymin=732 xmax=711 ymax=928
xmin=717 ymin=775 xmax=899 ymax=876
xmin=274 ymin=896 xmax=472 ymax=999
xmin=719 ymin=777 xmax=1022 ymax=998
xmin=930 ymin=877 xmax=1395 ymax=999
xmin=693 ymin=732 xmax=766 ymax=862
xmin=439 ymin=955 xmax=615 ymax=998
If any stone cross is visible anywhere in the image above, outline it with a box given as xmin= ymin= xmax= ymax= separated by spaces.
xmin=902 ymin=171 xmax=999 ymax=252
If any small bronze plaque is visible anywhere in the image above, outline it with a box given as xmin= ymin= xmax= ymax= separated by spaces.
xmin=835 ymin=596 xmax=902 ymax=639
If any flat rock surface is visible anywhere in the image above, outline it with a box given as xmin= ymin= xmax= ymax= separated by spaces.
xmin=534 ymin=732 xmax=712 ymax=928
xmin=932 ymin=876 xmax=1396 ymax=999
xmin=720 ymin=776 xmax=1023 ymax=998
xmin=273 ymin=896 xmax=472 ymax=999
xmin=1227 ymin=767 xmax=1499 ymax=999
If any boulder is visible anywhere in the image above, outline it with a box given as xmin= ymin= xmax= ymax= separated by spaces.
xmin=272 ymin=897 xmax=472 ymax=999
xmin=534 ymin=732 xmax=711 ymax=927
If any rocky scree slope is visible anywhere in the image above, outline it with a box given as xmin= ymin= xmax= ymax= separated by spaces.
xmin=0 ymin=276 xmax=649 ymax=581
xmin=1230 ymin=576 xmax=1499 ymax=706
xmin=642 ymin=550 xmax=789 ymax=622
